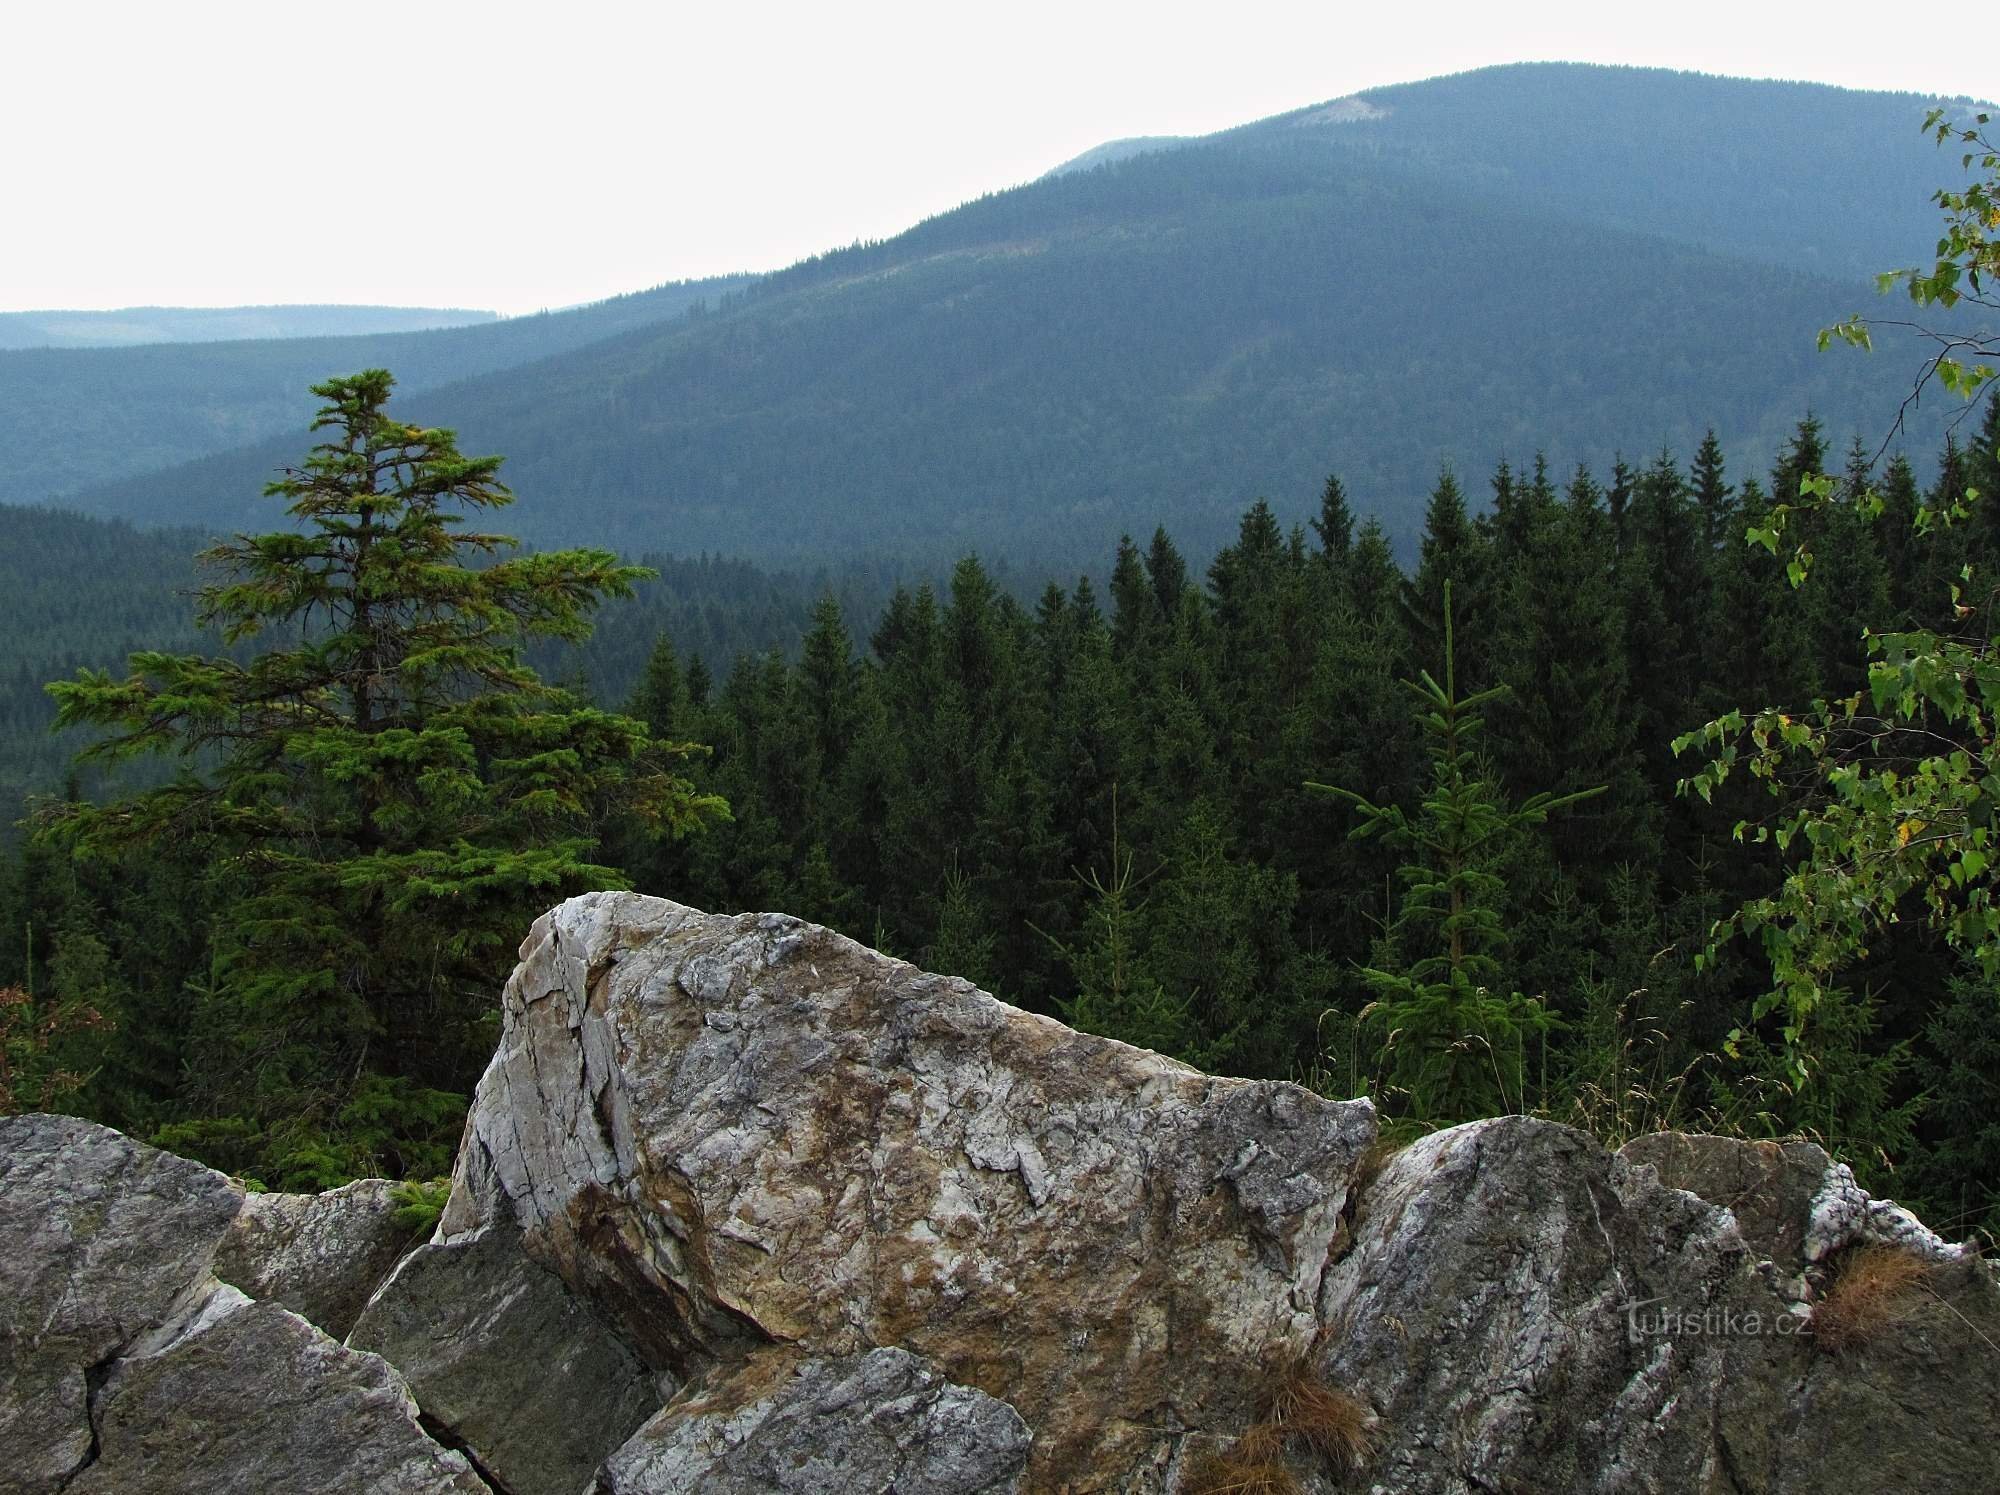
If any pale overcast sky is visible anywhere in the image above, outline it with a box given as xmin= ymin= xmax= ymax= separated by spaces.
xmin=4 ymin=0 xmax=1986 ymax=316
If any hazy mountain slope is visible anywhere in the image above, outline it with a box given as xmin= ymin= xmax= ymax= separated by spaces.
xmin=0 ymin=274 xmax=756 ymax=504
xmin=0 ymin=304 xmax=498 ymax=350
xmin=1043 ymin=136 xmax=1192 ymax=177
xmin=1232 ymin=62 xmax=1973 ymax=282
xmin=42 ymin=65 xmax=1973 ymax=568
xmin=71 ymin=108 xmax=1914 ymax=568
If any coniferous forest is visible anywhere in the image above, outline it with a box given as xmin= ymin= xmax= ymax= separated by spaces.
xmin=6 ymin=390 xmax=1998 ymax=1244
xmin=5 ymin=68 xmax=1999 ymax=1294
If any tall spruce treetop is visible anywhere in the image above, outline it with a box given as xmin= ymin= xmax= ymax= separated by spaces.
xmin=1311 ymin=473 xmax=1356 ymax=566
xmin=40 ymin=370 xmax=725 ymax=1185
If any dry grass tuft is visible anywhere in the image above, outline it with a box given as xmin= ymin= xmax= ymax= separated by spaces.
xmin=1813 ymin=1244 xmax=1936 ymax=1354
xmin=1183 ymin=1358 xmax=1375 ymax=1493
xmin=1262 ymin=1360 xmax=1375 ymax=1471
xmin=1230 ymin=1420 xmax=1286 ymax=1466
xmin=1178 ymin=1451 xmax=1300 ymax=1495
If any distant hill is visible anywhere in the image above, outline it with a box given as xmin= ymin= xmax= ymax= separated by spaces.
xmin=23 ymin=65 xmax=1988 ymax=568
xmin=0 ymin=275 xmax=757 ymax=505
xmin=1043 ymin=136 xmax=1192 ymax=177
xmin=0 ymin=304 xmax=498 ymax=350
xmin=1225 ymin=62 xmax=1985 ymax=282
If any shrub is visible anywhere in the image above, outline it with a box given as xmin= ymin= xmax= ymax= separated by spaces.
xmin=0 ymin=983 xmax=108 ymax=1115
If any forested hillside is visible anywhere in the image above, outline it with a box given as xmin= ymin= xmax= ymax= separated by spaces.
xmin=0 ymin=304 xmax=497 ymax=350
xmin=49 ymin=67 xmax=1959 ymax=569
xmin=0 ymin=273 xmax=755 ymax=503
xmin=8 ymin=403 xmax=1998 ymax=1238
xmin=0 ymin=509 xmax=209 ymax=815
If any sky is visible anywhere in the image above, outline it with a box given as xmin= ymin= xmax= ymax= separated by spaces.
xmin=5 ymin=0 xmax=1989 ymax=317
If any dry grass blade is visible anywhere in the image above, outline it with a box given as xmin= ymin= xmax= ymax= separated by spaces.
xmin=1813 ymin=1244 xmax=1935 ymax=1354
xmin=1182 ymin=1359 xmax=1375 ymax=1493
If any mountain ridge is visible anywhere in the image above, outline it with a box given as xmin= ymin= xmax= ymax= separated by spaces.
xmin=0 ymin=304 xmax=499 ymax=350
xmin=0 ymin=274 xmax=757 ymax=504
xmin=12 ymin=64 xmax=1984 ymax=568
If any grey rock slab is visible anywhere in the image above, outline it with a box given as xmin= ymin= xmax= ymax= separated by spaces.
xmin=214 ymin=1177 xmax=419 ymax=1338
xmin=348 ymin=1224 xmax=665 ymax=1495
xmin=442 ymin=893 xmax=1379 ymax=1488
xmin=67 ymin=1289 xmax=488 ymax=1494
xmin=1618 ymin=1132 xmax=1830 ymax=1274
xmin=1319 ymin=1117 xmax=1778 ymax=1494
xmin=0 ymin=1113 xmax=241 ymax=1495
xmin=1320 ymin=1117 xmax=1998 ymax=1494
xmin=597 ymin=1347 xmax=1030 ymax=1494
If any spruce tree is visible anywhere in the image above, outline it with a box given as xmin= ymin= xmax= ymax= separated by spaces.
xmin=1311 ymin=473 xmax=1356 ymax=567
xmin=1689 ymin=428 xmax=1735 ymax=555
xmin=1311 ymin=583 xmax=1597 ymax=1124
xmin=1402 ymin=467 xmax=1491 ymax=690
xmin=40 ymin=371 xmax=725 ymax=1184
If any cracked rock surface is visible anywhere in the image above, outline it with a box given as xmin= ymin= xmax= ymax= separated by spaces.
xmin=597 ymin=1346 xmax=1032 ymax=1494
xmin=1315 ymin=1117 xmax=1999 ymax=1495
xmin=213 ymin=1177 xmax=416 ymax=1340
xmin=0 ymin=1115 xmax=484 ymax=1495
xmin=0 ymin=1113 xmax=242 ymax=1494
xmin=67 ymin=1292 xmax=487 ymax=1495
xmin=9 ymin=897 xmax=1997 ymax=1493
xmin=348 ymin=1223 xmax=665 ymax=1495
xmin=443 ymin=893 xmax=1379 ymax=1488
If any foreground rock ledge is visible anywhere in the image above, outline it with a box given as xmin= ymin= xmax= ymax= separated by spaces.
xmin=7 ymin=892 xmax=1997 ymax=1493
xmin=445 ymin=893 xmax=1380 ymax=1487
xmin=0 ymin=1114 xmax=484 ymax=1495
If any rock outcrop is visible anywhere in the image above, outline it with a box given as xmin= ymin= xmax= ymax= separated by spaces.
xmin=1 ymin=1113 xmax=243 ymax=1493
xmin=0 ymin=1114 xmax=484 ymax=1495
xmin=8 ymin=892 xmax=1996 ymax=1493
xmin=442 ymin=893 xmax=1378 ymax=1487
xmin=348 ymin=1224 xmax=665 ymax=1495
xmin=214 ymin=1177 xmax=415 ymax=1339
xmin=67 ymin=1292 xmax=488 ymax=1495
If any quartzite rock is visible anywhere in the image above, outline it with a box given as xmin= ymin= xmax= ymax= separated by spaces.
xmin=2 ymin=1114 xmax=485 ymax=1495
xmin=1618 ymin=1132 xmax=1830 ymax=1275
xmin=1316 ymin=1117 xmax=2000 ymax=1495
xmin=0 ymin=1113 xmax=241 ymax=1495
xmin=348 ymin=1224 xmax=665 ymax=1495
xmin=442 ymin=893 xmax=1379 ymax=1487
xmin=68 ymin=1290 xmax=488 ymax=1495
xmin=214 ymin=1177 xmax=416 ymax=1339
xmin=597 ymin=1347 xmax=1031 ymax=1494
xmin=1317 ymin=1117 xmax=1754 ymax=1493
xmin=12 ymin=903 xmax=1997 ymax=1494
